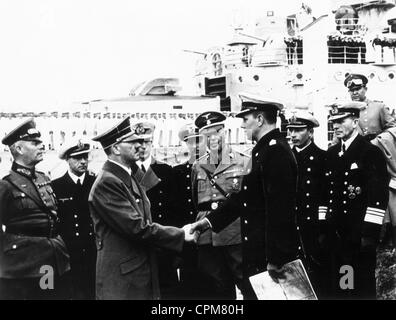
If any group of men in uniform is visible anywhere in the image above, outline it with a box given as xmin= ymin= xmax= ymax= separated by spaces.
xmin=0 ymin=73 xmax=394 ymax=300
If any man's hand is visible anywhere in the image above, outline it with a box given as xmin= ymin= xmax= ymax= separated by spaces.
xmin=182 ymin=224 xmax=196 ymax=242
xmin=189 ymin=219 xmax=211 ymax=243
xmin=267 ymin=263 xmax=286 ymax=284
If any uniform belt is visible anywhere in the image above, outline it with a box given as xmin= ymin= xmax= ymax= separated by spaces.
xmin=198 ymin=201 xmax=223 ymax=211
xmin=6 ymin=226 xmax=59 ymax=238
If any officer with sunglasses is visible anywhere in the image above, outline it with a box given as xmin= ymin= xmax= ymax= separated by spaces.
xmin=344 ymin=73 xmax=395 ymax=141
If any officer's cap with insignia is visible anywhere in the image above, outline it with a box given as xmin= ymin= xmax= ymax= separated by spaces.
xmin=178 ymin=123 xmax=202 ymax=142
xmin=2 ymin=118 xmax=42 ymax=146
xmin=287 ymin=110 xmax=319 ymax=129
xmin=236 ymin=92 xmax=284 ymax=118
xmin=328 ymin=101 xmax=366 ymax=122
xmin=59 ymin=138 xmax=91 ymax=160
xmin=344 ymin=73 xmax=368 ymax=91
xmin=92 ymin=116 xmax=146 ymax=149
xmin=131 ymin=122 xmax=155 ymax=141
xmin=195 ymin=111 xmax=226 ymax=133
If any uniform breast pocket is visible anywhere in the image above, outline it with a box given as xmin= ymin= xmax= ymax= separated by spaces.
xmin=197 ymin=177 xmax=208 ymax=192
xmin=11 ymin=191 xmax=36 ymax=210
xmin=225 ymin=174 xmax=244 ymax=192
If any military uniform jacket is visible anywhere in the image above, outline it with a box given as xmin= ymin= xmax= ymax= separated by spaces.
xmin=0 ymin=163 xmax=70 ymax=279
xmin=207 ymin=129 xmax=299 ymax=274
xmin=293 ymin=143 xmax=327 ymax=261
xmin=358 ymin=99 xmax=395 ymax=136
xmin=52 ymin=172 xmax=96 ymax=269
xmin=88 ymin=161 xmax=184 ymax=300
xmin=371 ymin=127 xmax=396 ymax=190
xmin=320 ymin=135 xmax=389 ymax=245
xmin=191 ymin=148 xmax=250 ymax=246
xmin=134 ymin=158 xmax=177 ymax=226
xmin=173 ymin=161 xmax=196 ymax=227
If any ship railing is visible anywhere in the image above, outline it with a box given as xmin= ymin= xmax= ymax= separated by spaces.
xmin=328 ymin=44 xmax=367 ymax=64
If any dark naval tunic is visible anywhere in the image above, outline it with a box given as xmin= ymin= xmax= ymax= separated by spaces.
xmin=52 ymin=171 xmax=97 ymax=299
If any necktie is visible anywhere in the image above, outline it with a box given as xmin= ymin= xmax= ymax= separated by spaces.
xmin=342 ymin=144 xmax=346 ymax=153
xmin=141 ymin=164 xmax=146 ymax=173
xmin=76 ymin=178 xmax=82 ymax=187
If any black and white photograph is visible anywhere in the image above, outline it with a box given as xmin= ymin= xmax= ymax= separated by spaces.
xmin=0 ymin=0 xmax=395 ymax=304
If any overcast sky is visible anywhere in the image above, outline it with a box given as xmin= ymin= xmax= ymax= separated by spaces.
xmin=0 ymin=0 xmax=331 ymax=111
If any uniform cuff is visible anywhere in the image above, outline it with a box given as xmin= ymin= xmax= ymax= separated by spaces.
xmin=204 ymin=218 xmax=212 ymax=229
xmin=364 ymin=207 xmax=385 ymax=225
xmin=318 ymin=206 xmax=328 ymax=220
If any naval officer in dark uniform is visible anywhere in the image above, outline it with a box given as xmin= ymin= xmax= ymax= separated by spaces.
xmin=52 ymin=139 xmax=96 ymax=299
xmin=132 ymin=122 xmax=180 ymax=299
xmin=190 ymin=94 xmax=299 ymax=299
xmin=287 ymin=110 xmax=330 ymax=298
xmin=0 ymin=119 xmax=70 ymax=300
xmin=173 ymin=123 xmax=208 ymax=299
xmin=322 ymin=102 xmax=389 ymax=299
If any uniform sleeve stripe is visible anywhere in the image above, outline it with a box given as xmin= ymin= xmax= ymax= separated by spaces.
xmin=366 ymin=212 xmax=384 ymax=219
xmin=367 ymin=207 xmax=385 ymax=215
xmin=318 ymin=206 xmax=328 ymax=210
xmin=364 ymin=213 xmax=384 ymax=225
xmin=366 ymin=211 xmax=385 ymax=217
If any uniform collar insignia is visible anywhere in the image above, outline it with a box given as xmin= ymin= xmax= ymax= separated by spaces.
xmin=12 ymin=162 xmax=36 ymax=178
xmin=269 ymin=139 xmax=276 ymax=146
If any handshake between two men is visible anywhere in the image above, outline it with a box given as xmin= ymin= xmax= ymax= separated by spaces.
xmin=181 ymin=219 xmax=211 ymax=243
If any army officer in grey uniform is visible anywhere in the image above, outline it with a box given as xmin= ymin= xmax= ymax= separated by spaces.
xmin=191 ymin=111 xmax=250 ymax=299
xmin=0 ymin=119 xmax=70 ymax=300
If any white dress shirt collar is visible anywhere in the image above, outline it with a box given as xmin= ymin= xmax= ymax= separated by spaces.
xmin=342 ymin=131 xmax=359 ymax=151
xmin=295 ymin=141 xmax=312 ymax=153
xmin=136 ymin=157 xmax=152 ymax=172
xmin=67 ymin=170 xmax=85 ymax=185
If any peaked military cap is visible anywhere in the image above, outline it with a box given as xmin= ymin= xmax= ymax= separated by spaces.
xmin=344 ymin=73 xmax=368 ymax=90
xmin=131 ymin=122 xmax=155 ymax=141
xmin=92 ymin=116 xmax=146 ymax=149
xmin=287 ymin=110 xmax=319 ymax=129
xmin=2 ymin=118 xmax=42 ymax=146
xmin=328 ymin=101 xmax=366 ymax=122
xmin=178 ymin=123 xmax=202 ymax=142
xmin=195 ymin=111 xmax=226 ymax=133
xmin=236 ymin=92 xmax=284 ymax=118
xmin=59 ymin=138 xmax=91 ymax=160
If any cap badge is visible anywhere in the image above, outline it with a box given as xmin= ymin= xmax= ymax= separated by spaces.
xmin=135 ymin=124 xmax=146 ymax=135
xmin=77 ymin=140 xmax=84 ymax=149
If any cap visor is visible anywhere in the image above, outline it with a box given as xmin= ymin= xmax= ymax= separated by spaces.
xmin=286 ymin=124 xmax=309 ymax=129
xmin=328 ymin=114 xmax=349 ymax=122
xmin=199 ymin=122 xmax=225 ymax=133
xmin=69 ymin=150 xmax=90 ymax=157
xmin=184 ymin=134 xmax=203 ymax=142
xmin=235 ymin=109 xmax=252 ymax=118
xmin=121 ymin=133 xmax=150 ymax=143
